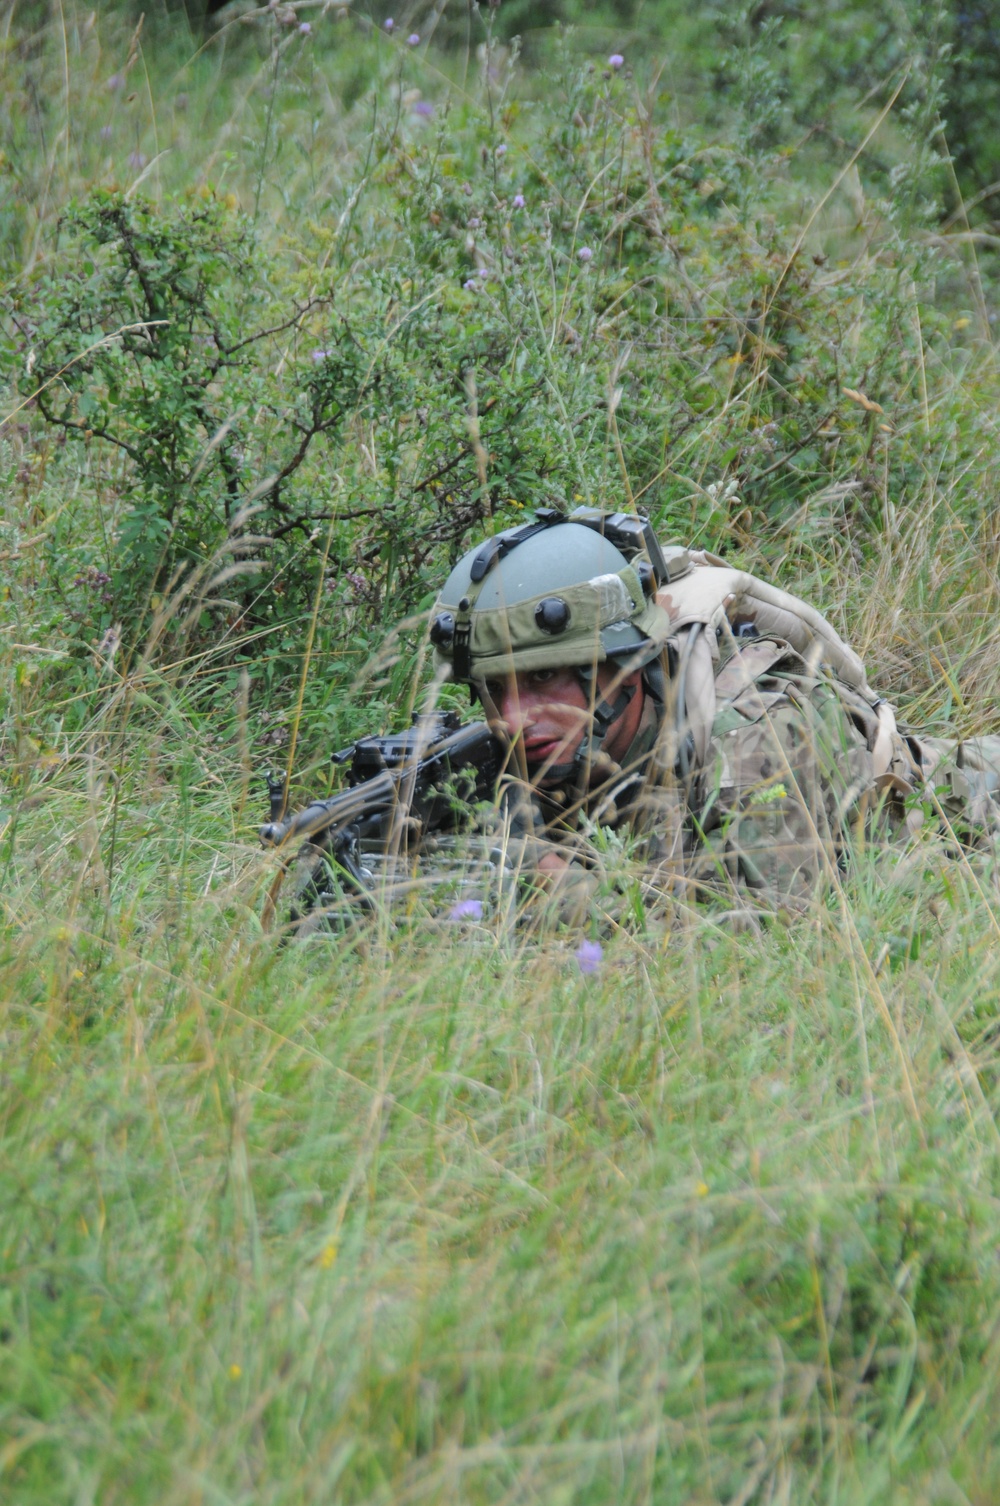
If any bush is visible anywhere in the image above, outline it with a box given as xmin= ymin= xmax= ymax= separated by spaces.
xmin=7 ymin=20 xmax=987 ymax=678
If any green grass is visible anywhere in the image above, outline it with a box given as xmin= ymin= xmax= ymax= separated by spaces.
xmin=5 ymin=3 xmax=1000 ymax=1501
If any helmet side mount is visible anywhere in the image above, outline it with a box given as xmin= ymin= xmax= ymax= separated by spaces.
xmin=452 ymin=597 xmax=473 ymax=681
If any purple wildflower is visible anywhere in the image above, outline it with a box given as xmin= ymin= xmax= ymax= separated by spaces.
xmin=412 ymin=99 xmax=434 ymax=117
xmin=463 ymin=278 xmax=477 ymax=291
xmin=407 ymin=32 xmax=420 ymax=45
xmin=298 ymin=20 xmax=311 ymax=34
xmin=384 ymin=16 xmax=394 ymax=30
xmin=99 ymin=124 xmax=113 ymax=142
xmin=608 ymin=53 xmax=624 ymax=69
xmin=128 ymin=150 xmax=148 ymax=170
xmin=449 ymin=898 xmax=483 ymax=921
xmin=477 ymin=266 xmax=488 ymax=278
xmin=106 ymin=73 xmax=124 ymax=92
xmin=512 ymin=192 xmax=525 ymax=209
xmin=311 ymin=349 xmax=330 ymax=363
xmin=468 ymin=216 xmax=480 ymax=228
xmin=577 ymin=245 xmax=593 ymax=262
xmin=73 ymin=566 xmax=112 ymax=589
xmin=495 ymin=143 xmax=507 ymax=157
xmin=575 ymin=939 xmax=603 ymax=975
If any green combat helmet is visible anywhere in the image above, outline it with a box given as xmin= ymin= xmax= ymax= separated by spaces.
xmin=429 ymin=507 xmax=678 ymax=783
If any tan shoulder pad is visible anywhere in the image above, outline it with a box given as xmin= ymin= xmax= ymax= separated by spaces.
xmin=656 ymin=554 xmax=870 ymax=693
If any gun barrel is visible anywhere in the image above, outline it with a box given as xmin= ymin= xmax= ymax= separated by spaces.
xmin=260 ymin=770 xmax=397 ymax=847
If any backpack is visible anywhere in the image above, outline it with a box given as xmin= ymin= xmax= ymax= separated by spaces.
xmin=655 ymin=550 xmax=915 ymax=790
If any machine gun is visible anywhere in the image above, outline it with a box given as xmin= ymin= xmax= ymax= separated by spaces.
xmin=260 ymin=710 xmax=501 ymax=928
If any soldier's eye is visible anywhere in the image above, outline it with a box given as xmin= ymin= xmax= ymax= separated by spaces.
xmin=483 ymin=680 xmax=506 ymax=704
xmin=527 ymin=669 xmax=557 ymax=688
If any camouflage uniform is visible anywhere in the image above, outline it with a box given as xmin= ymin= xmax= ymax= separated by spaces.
xmin=630 ymin=640 xmax=887 ymax=908
xmin=626 ymin=637 xmax=1000 ymax=911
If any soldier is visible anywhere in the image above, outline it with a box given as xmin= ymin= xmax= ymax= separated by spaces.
xmin=427 ymin=507 xmax=1000 ymax=913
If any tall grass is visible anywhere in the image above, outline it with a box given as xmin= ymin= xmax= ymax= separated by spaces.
xmin=4 ymin=4 xmax=1000 ymax=1502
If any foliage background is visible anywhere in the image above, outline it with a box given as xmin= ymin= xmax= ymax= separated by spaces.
xmin=4 ymin=1 xmax=1000 ymax=1501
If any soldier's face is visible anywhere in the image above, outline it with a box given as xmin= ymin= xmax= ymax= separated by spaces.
xmin=480 ymin=664 xmax=643 ymax=782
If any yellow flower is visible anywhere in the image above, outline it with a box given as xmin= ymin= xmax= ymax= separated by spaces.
xmin=750 ymin=782 xmax=787 ymax=806
xmin=695 ymin=1180 xmax=709 ymax=1198
xmin=228 ymin=1363 xmax=242 ymax=1380
xmin=319 ymin=1242 xmax=338 ymax=1270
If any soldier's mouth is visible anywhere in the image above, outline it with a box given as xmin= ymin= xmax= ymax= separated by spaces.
xmin=523 ymin=736 xmax=577 ymax=767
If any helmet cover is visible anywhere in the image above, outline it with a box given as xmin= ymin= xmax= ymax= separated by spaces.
xmin=430 ymin=519 xmax=672 ymax=683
